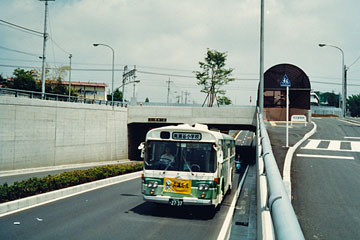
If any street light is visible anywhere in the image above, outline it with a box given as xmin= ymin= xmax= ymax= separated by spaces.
xmin=318 ymin=43 xmax=345 ymax=117
xmin=93 ymin=43 xmax=115 ymax=107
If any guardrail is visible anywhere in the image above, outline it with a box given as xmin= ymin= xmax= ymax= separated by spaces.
xmin=0 ymin=87 xmax=127 ymax=107
xmin=257 ymin=112 xmax=304 ymax=240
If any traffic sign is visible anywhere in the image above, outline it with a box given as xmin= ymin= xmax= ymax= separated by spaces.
xmin=280 ymin=74 xmax=291 ymax=87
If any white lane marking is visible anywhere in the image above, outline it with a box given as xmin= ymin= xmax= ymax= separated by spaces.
xmin=344 ymin=137 xmax=360 ymax=140
xmin=296 ymin=154 xmax=354 ymax=160
xmin=309 ymin=139 xmax=360 ymax=143
xmin=338 ymin=118 xmax=360 ymax=126
xmin=302 ymin=139 xmax=360 ymax=152
xmin=328 ymin=140 xmax=341 ymax=151
xmin=303 ymin=139 xmax=321 ymax=149
xmin=351 ymin=142 xmax=360 ymax=151
xmin=283 ymin=121 xmax=317 ymax=202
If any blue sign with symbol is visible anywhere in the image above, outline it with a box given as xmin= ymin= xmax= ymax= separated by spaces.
xmin=280 ymin=74 xmax=291 ymax=87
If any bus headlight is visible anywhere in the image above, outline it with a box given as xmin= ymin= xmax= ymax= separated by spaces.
xmin=147 ymin=181 xmax=158 ymax=188
xmin=198 ymin=184 xmax=209 ymax=191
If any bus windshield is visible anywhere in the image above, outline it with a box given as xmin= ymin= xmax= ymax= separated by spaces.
xmin=144 ymin=141 xmax=217 ymax=173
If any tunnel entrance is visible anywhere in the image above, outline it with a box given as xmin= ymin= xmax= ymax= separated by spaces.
xmin=127 ymin=123 xmax=256 ymax=161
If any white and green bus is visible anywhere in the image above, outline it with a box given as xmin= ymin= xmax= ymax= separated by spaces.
xmin=139 ymin=123 xmax=235 ymax=207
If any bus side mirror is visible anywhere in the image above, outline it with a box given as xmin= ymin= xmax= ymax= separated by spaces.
xmin=138 ymin=142 xmax=145 ymax=159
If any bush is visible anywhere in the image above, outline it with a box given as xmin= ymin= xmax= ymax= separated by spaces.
xmin=0 ymin=163 xmax=143 ymax=203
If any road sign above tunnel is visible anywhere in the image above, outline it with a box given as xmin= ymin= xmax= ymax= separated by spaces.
xmin=280 ymin=74 xmax=291 ymax=87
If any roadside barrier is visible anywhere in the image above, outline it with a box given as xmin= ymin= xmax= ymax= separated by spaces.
xmin=257 ymin=112 xmax=304 ymax=240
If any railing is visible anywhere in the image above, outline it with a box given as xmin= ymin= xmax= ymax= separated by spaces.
xmin=0 ymin=87 xmax=127 ymax=108
xmin=257 ymin=112 xmax=305 ymax=240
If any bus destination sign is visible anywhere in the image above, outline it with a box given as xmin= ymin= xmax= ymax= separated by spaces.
xmin=172 ymin=132 xmax=202 ymax=140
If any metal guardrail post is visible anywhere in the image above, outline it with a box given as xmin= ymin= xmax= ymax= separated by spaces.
xmin=258 ymin=113 xmax=305 ymax=240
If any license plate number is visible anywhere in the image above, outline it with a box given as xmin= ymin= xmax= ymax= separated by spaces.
xmin=169 ymin=199 xmax=183 ymax=206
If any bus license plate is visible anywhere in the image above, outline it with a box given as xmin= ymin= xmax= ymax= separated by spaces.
xmin=169 ymin=199 xmax=183 ymax=206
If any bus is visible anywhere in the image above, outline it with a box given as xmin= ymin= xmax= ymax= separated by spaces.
xmin=139 ymin=123 xmax=235 ymax=207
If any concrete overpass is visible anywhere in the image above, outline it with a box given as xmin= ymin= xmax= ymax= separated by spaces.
xmin=0 ymin=97 xmax=257 ymax=170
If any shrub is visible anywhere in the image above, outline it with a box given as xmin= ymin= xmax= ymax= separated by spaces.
xmin=0 ymin=162 xmax=143 ymax=203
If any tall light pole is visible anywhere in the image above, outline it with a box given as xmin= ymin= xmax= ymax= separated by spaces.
xmin=259 ymin=0 xmax=265 ymax=117
xmin=319 ymin=43 xmax=345 ymax=117
xmin=93 ymin=43 xmax=115 ymax=107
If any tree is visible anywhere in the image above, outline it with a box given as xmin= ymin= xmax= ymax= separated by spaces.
xmin=217 ymin=96 xmax=232 ymax=105
xmin=315 ymin=91 xmax=339 ymax=107
xmin=32 ymin=66 xmax=70 ymax=95
xmin=347 ymin=94 xmax=360 ymax=117
xmin=11 ymin=68 xmax=39 ymax=91
xmin=145 ymin=97 xmax=149 ymax=103
xmin=107 ymin=88 xmax=123 ymax=101
xmin=0 ymin=74 xmax=7 ymax=87
xmin=195 ymin=49 xmax=234 ymax=107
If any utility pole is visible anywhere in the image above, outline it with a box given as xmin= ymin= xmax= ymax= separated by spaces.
xmin=68 ymin=53 xmax=72 ymax=101
xmin=166 ymin=78 xmax=172 ymax=104
xmin=184 ymin=91 xmax=190 ymax=104
xmin=132 ymin=65 xmax=137 ymax=100
xmin=344 ymin=65 xmax=347 ymax=116
xmin=122 ymin=65 xmax=128 ymax=102
xmin=39 ymin=0 xmax=55 ymax=98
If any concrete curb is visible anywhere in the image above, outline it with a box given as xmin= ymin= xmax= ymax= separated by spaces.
xmin=283 ymin=121 xmax=317 ymax=201
xmin=0 ymin=171 xmax=142 ymax=217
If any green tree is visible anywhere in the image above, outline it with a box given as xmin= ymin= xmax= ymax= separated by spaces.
xmin=217 ymin=96 xmax=232 ymax=105
xmin=0 ymin=74 xmax=7 ymax=87
xmin=145 ymin=97 xmax=149 ymax=103
xmin=315 ymin=91 xmax=339 ymax=107
xmin=195 ymin=49 xmax=234 ymax=107
xmin=107 ymin=88 xmax=123 ymax=101
xmin=11 ymin=68 xmax=39 ymax=91
xmin=347 ymin=94 xmax=360 ymax=117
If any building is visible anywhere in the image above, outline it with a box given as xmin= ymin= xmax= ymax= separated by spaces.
xmin=62 ymin=81 xmax=107 ymax=101
xmin=259 ymin=63 xmax=311 ymax=121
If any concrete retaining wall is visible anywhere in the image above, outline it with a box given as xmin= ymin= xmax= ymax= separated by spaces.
xmin=0 ymin=97 xmax=128 ymax=171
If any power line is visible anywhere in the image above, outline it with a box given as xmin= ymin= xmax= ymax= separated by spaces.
xmin=348 ymin=55 xmax=360 ymax=69
xmin=312 ymin=80 xmax=360 ymax=87
xmin=0 ymin=22 xmax=43 ymax=38
xmin=0 ymin=45 xmax=40 ymax=57
xmin=0 ymin=19 xmax=43 ymax=36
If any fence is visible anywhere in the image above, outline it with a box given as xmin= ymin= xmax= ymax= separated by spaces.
xmin=0 ymin=87 xmax=127 ymax=107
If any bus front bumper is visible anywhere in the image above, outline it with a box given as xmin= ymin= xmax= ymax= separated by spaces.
xmin=143 ymin=195 xmax=213 ymax=205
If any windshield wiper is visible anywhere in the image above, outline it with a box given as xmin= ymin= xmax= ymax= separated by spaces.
xmin=182 ymin=155 xmax=194 ymax=176
xmin=162 ymin=161 xmax=173 ymax=174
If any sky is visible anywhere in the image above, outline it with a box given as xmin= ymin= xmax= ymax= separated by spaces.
xmin=1 ymin=0 xmax=360 ymax=105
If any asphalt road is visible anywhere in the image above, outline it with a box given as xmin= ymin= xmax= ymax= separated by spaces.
xmin=291 ymin=117 xmax=360 ymax=240
xmin=0 ymin=173 xmax=241 ymax=240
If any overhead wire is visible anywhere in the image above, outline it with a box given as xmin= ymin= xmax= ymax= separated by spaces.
xmin=0 ymin=19 xmax=43 ymax=36
xmin=0 ymin=45 xmax=40 ymax=58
